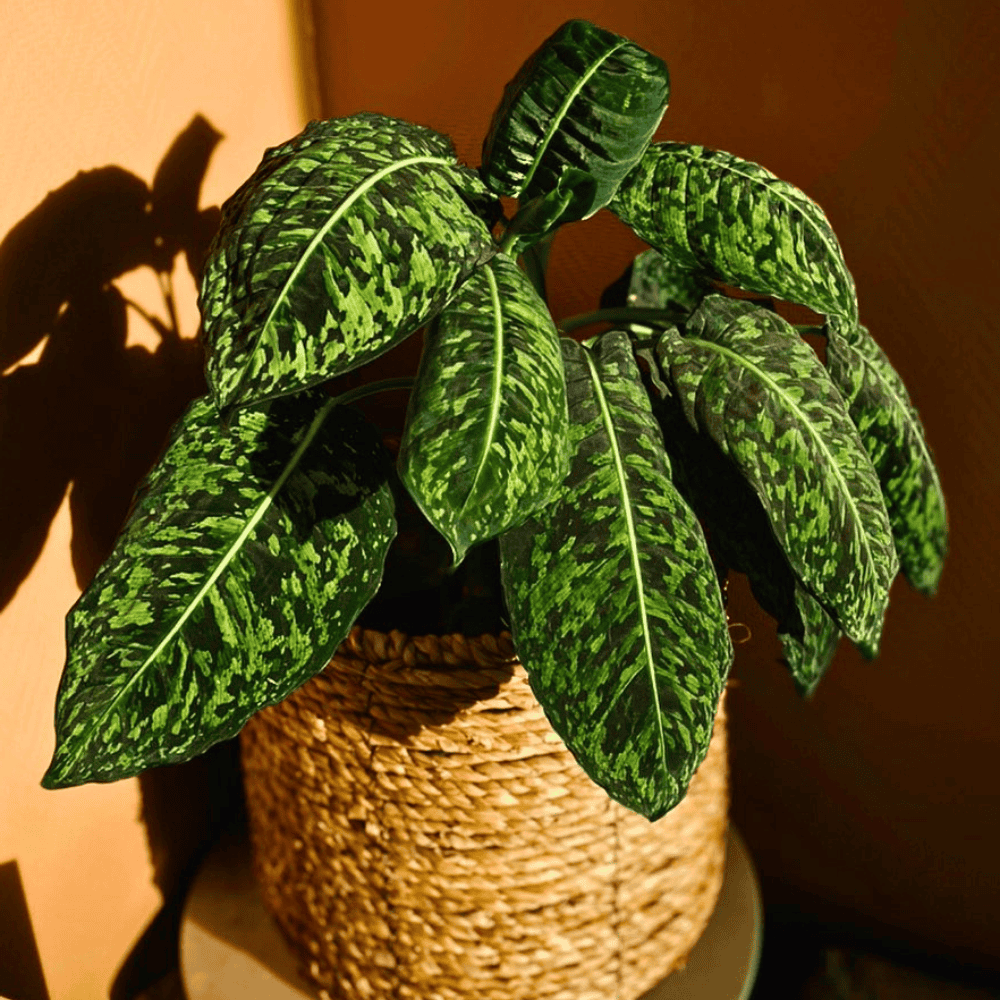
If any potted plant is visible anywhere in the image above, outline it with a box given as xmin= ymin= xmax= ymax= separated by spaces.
xmin=41 ymin=17 xmax=946 ymax=999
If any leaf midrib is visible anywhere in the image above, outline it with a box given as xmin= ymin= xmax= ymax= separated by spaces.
xmin=457 ymin=262 xmax=504 ymax=519
xmin=581 ymin=347 xmax=668 ymax=778
xmin=686 ymin=333 xmax=882 ymax=595
xmin=57 ymin=397 xmax=340 ymax=776
xmin=229 ymin=154 xmax=452 ymax=404
xmin=517 ymin=40 xmax=627 ymax=199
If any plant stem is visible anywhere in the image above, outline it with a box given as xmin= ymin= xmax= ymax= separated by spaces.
xmin=498 ymin=228 xmax=519 ymax=256
xmin=558 ymin=307 xmax=829 ymax=338
xmin=332 ymin=377 xmax=415 ymax=408
xmin=558 ymin=307 xmax=682 ymax=333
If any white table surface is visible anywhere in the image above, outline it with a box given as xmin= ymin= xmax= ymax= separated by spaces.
xmin=180 ymin=821 xmax=762 ymax=1000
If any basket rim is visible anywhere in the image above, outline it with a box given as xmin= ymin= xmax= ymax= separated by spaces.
xmin=329 ymin=625 xmax=519 ymax=679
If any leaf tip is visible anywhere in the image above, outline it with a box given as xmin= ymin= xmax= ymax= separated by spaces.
xmin=856 ymin=637 xmax=880 ymax=661
xmin=908 ymin=560 xmax=944 ymax=599
xmin=40 ymin=754 xmax=79 ymax=790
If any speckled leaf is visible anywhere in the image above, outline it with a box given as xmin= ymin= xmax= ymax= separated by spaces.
xmin=623 ymin=255 xmax=839 ymax=687
xmin=498 ymin=331 xmax=732 ymax=820
xmin=627 ymin=247 xmax=716 ymax=320
xmin=397 ymin=253 xmax=570 ymax=565
xmin=644 ymin=371 xmax=841 ymax=695
xmin=42 ymin=390 xmax=395 ymax=788
xmin=481 ymin=19 xmax=669 ymax=228
xmin=609 ymin=142 xmax=859 ymax=326
xmin=826 ymin=321 xmax=948 ymax=595
xmin=657 ymin=295 xmax=897 ymax=652
xmin=199 ymin=113 xmax=501 ymax=412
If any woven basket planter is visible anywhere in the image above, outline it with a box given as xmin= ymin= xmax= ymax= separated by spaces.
xmin=239 ymin=626 xmax=730 ymax=1000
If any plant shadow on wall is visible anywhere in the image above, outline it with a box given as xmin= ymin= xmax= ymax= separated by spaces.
xmin=0 ymin=115 xmax=247 ymax=999
xmin=0 ymin=114 xmax=219 ymax=606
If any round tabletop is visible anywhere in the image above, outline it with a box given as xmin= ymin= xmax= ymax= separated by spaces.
xmin=180 ymin=821 xmax=762 ymax=1000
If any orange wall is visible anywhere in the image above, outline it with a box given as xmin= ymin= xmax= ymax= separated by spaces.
xmin=310 ymin=0 xmax=1000 ymax=969
xmin=0 ymin=2 xmax=306 ymax=996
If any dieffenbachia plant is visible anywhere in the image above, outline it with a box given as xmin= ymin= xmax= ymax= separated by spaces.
xmin=42 ymin=19 xmax=947 ymax=820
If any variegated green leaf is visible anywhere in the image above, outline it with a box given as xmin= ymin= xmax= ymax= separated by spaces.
xmin=480 ymin=19 xmax=669 ymax=228
xmin=642 ymin=367 xmax=841 ymax=694
xmin=499 ymin=167 xmax=596 ymax=259
xmin=657 ymin=295 xmax=897 ymax=652
xmin=397 ymin=253 xmax=571 ymax=565
xmin=595 ymin=250 xmax=714 ymax=400
xmin=199 ymin=113 xmax=501 ymax=412
xmin=779 ymin=588 xmax=842 ymax=694
xmin=42 ymin=390 xmax=395 ymax=788
xmin=826 ymin=321 xmax=948 ymax=595
xmin=627 ymin=247 xmax=716 ymax=320
xmin=498 ymin=331 xmax=732 ymax=820
xmin=609 ymin=142 xmax=859 ymax=326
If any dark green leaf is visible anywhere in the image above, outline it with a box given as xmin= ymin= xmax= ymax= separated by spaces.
xmin=520 ymin=229 xmax=556 ymax=302
xmin=622 ymin=249 xmax=719 ymax=399
xmin=626 ymin=247 xmax=716 ymax=320
xmin=609 ymin=142 xmax=859 ymax=326
xmin=499 ymin=168 xmax=596 ymax=258
xmin=657 ymin=295 xmax=897 ymax=652
xmin=644 ymin=372 xmax=841 ymax=695
xmin=397 ymin=252 xmax=571 ymax=565
xmin=42 ymin=390 xmax=395 ymax=788
xmin=498 ymin=331 xmax=732 ymax=820
xmin=627 ymin=259 xmax=841 ymax=689
xmin=826 ymin=320 xmax=948 ymax=595
xmin=199 ymin=113 xmax=500 ymax=412
xmin=480 ymin=19 xmax=669 ymax=227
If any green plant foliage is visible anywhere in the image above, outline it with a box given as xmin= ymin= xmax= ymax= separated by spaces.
xmin=621 ymin=250 xmax=841 ymax=690
xmin=626 ymin=247 xmax=716 ymax=321
xmin=481 ymin=19 xmax=669 ymax=231
xmin=496 ymin=168 xmax=597 ymax=259
xmin=199 ymin=113 xmax=501 ymax=414
xmin=397 ymin=252 xmax=571 ymax=566
xmin=826 ymin=320 xmax=948 ymax=595
xmin=608 ymin=142 xmax=859 ymax=326
xmin=498 ymin=331 xmax=732 ymax=820
xmin=42 ymin=391 xmax=395 ymax=787
xmin=646 ymin=371 xmax=842 ymax=694
xmin=40 ymin=19 xmax=947 ymax=810
xmin=655 ymin=295 xmax=898 ymax=653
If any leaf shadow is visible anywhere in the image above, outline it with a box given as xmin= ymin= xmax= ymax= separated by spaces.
xmin=0 ymin=114 xmax=221 ymax=613
xmin=0 ymin=115 xmax=239 ymax=1000
xmin=0 ymin=859 xmax=50 ymax=1000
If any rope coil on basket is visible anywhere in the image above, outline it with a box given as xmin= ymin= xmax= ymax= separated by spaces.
xmin=239 ymin=626 xmax=729 ymax=1000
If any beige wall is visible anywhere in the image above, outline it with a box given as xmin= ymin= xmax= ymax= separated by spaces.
xmin=0 ymin=2 xmax=306 ymax=996
xmin=311 ymin=0 xmax=1000 ymax=971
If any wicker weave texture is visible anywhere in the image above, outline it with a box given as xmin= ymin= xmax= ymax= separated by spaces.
xmin=240 ymin=627 xmax=729 ymax=1000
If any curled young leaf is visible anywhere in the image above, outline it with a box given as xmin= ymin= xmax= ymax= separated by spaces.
xmin=481 ymin=19 xmax=669 ymax=229
xmin=498 ymin=167 xmax=597 ymax=259
xmin=398 ymin=253 xmax=570 ymax=566
xmin=42 ymin=390 xmax=395 ymax=788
